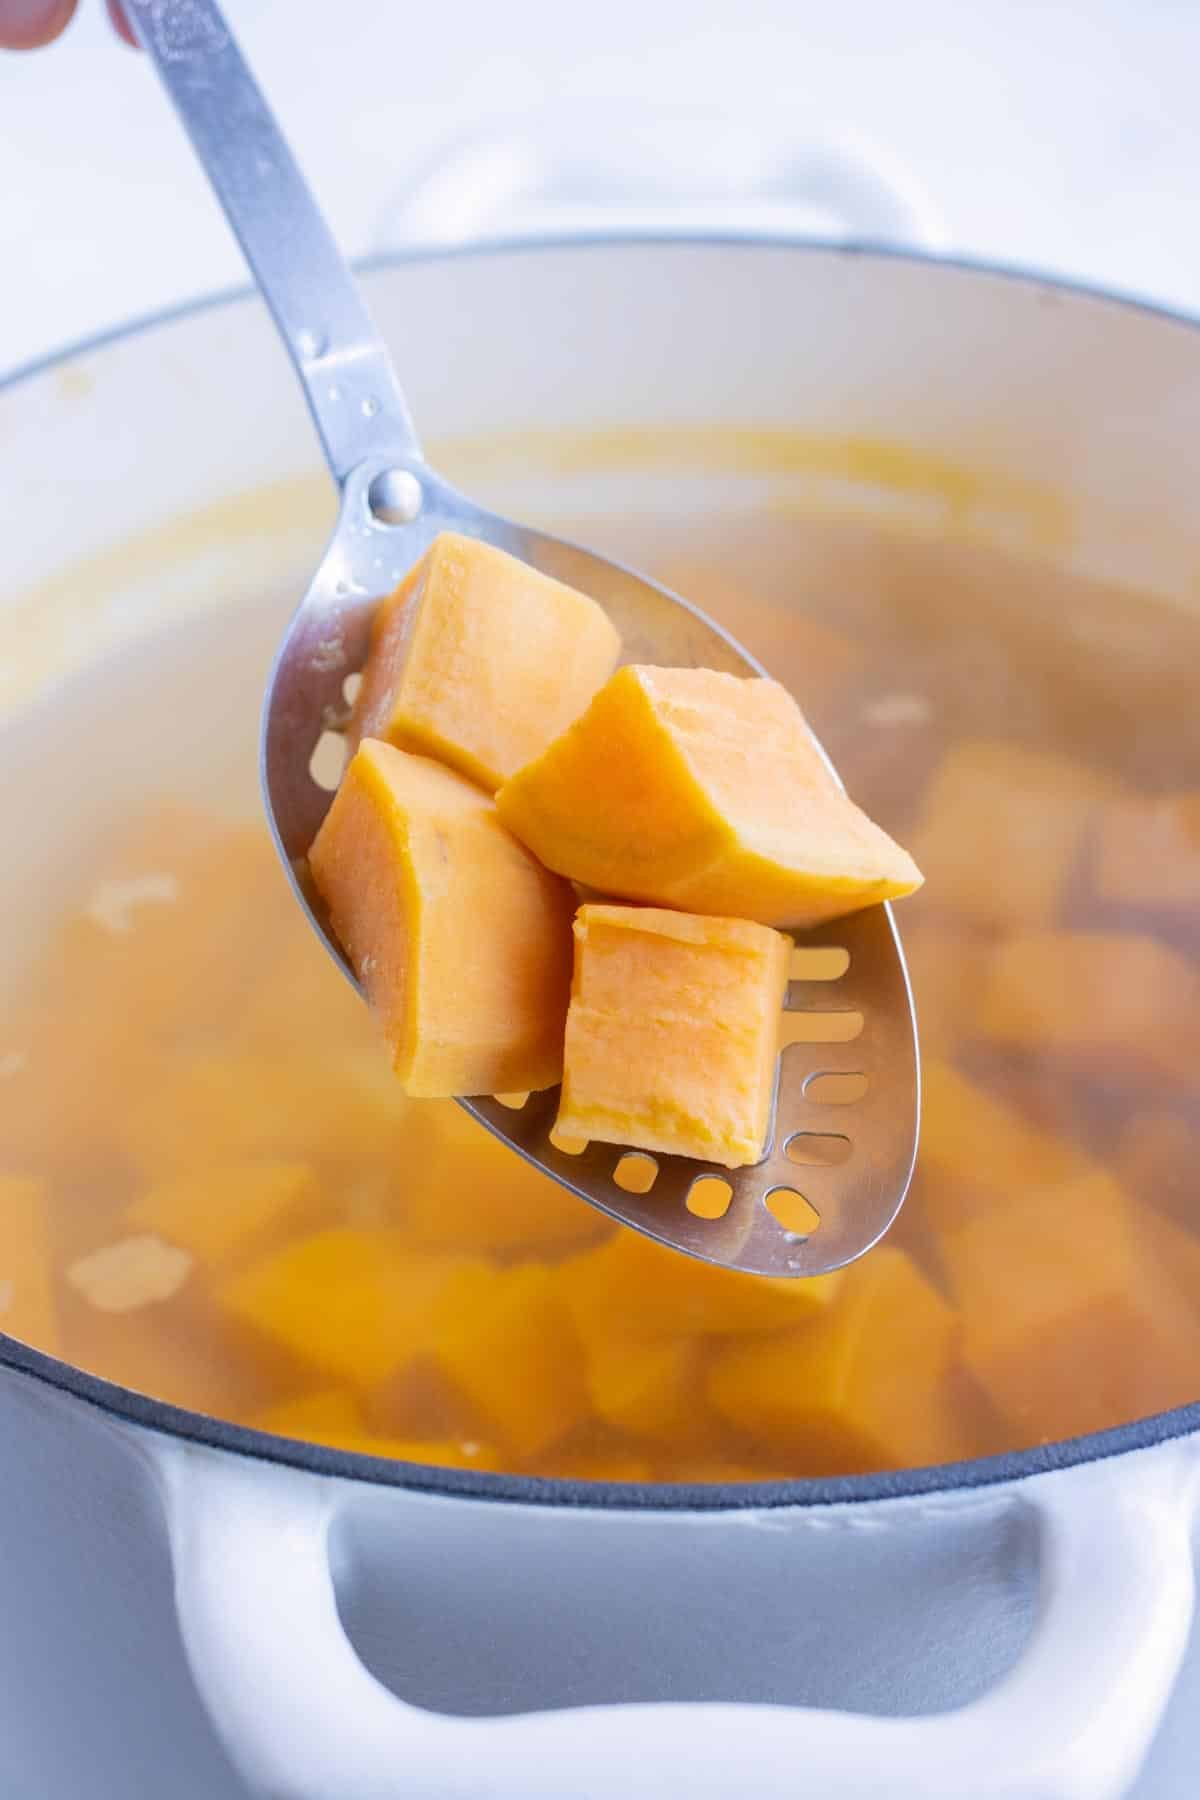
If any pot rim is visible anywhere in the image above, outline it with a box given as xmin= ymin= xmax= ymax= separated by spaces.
xmin=4 ymin=231 xmax=1199 ymax=1511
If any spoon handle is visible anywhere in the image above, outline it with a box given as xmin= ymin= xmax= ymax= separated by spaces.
xmin=125 ymin=0 xmax=421 ymax=484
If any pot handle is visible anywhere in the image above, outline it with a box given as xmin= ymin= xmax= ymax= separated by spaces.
xmin=158 ymin=1440 xmax=1196 ymax=1800
xmin=371 ymin=110 xmax=948 ymax=256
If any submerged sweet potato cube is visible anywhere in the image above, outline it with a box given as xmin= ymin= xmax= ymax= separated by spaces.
xmin=1093 ymin=790 xmax=1200 ymax=914
xmin=659 ymin=563 xmax=867 ymax=712
xmin=940 ymin=1172 xmax=1200 ymax=1441
xmin=897 ymin=920 xmax=990 ymax=1059
xmin=0 ymin=1174 xmax=57 ymax=1351
xmin=248 ymin=1388 xmax=502 ymax=1469
xmin=125 ymin=1159 xmax=321 ymax=1267
xmin=585 ymin=1336 xmax=714 ymax=1451
xmin=914 ymin=1059 xmax=1092 ymax=1234
xmin=497 ymin=667 xmax=922 ymax=928
xmin=348 ymin=531 xmax=620 ymax=792
xmin=309 ymin=741 xmax=575 ymax=1097
xmin=395 ymin=1101 xmax=611 ymax=1255
xmin=250 ymin=1387 xmax=366 ymax=1445
xmin=112 ymin=1048 xmax=409 ymax=1181
xmin=1114 ymin=1108 xmax=1200 ymax=1231
xmin=559 ymin=1224 xmax=842 ymax=1344
xmin=707 ymin=1249 xmax=965 ymax=1473
xmin=910 ymin=740 xmax=1112 ymax=930
xmin=556 ymin=905 xmax=790 ymax=1168
xmin=412 ymin=1261 xmax=588 ymax=1459
xmin=976 ymin=930 xmax=1200 ymax=1087
xmin=217 ymin=1229 xmax=489 ymax=1389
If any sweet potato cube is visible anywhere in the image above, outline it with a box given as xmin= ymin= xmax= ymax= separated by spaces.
xmin=126 ymin=1159 xmax=321 ymax=1266
xmin=497 ymin=667 xmax=922 ymax=928
xmin=1093 ymin=791 xmax=1200 ymax=913
xmin=707 ymin=1249 xmax=965 ymax=1473
xmin=250 ymin=1387 xmax=366 ymax=1446
xmin=585 ymin=1337 xmax=713 ymax=1450
xmin=218 ymin=1229 xmax=489 ymax=1389
xmin=914 ymin=1060 xmax=1092 ymax=1234
xmin=910 ymin=740 xmax=1112 ymax=930
xmin=309 ymin=741 xmax=575 ymax=1097
xmin=940 ymin=1172 xmax=1200 ymax=1440
xmin=897 ymin=920 xmax=990 ymax=1059
xmin=249 ymin=1389 xmax=502 ymax=1469
xmin=559 ymin=1225 xmax=842 ymax=1344
xmin=112 ymin=1048 xmax=410 ymax=1181
xmin=556 ymin=905 xmax=790 ymax=1168
xmin=415 ymin=1262 xmax=588 ymax=1458
xmin=348 ymin=531 xmax=620 ymax=792
xmin=1115 ymin=1109 xmax=1200 ymax=1230
xmin=0 ymin=1174 xmax=57 ymax=1351
xmin=396 ymin=1101 xmax=611 ymax=1255
xmin=975 ymin=930 xmax=1200 ymax=1086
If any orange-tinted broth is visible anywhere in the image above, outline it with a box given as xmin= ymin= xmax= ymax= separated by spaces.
xmin=2 ymin=509 xmax=1199 ymax=1479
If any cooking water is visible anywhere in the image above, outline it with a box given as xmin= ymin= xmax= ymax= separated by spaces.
xmin=3 ymin=502 xmax=1199 ymax=1480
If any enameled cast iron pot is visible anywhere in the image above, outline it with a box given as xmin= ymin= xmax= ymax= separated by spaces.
xmin=4 ymin=171 xmax=1200 ymax=1798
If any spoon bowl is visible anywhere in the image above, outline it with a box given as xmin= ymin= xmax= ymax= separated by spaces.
xmin=129 ymin=0 xmax=920 ymax=1276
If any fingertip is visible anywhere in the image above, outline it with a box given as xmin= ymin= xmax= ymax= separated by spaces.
xmin=0 ymin=0 xmax=78 ymax=49
xmin=106 ymin=0 xmax=138 ymax=47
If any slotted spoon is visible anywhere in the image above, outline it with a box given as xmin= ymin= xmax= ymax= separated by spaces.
xmin=127 ymin=0 xmax=919 ymax=1277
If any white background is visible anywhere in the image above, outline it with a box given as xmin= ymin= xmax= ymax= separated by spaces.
xmin=2 ymin=0 xmax=1200 ymax=376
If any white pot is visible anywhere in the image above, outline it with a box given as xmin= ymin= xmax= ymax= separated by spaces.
xmin=4 ymin=178 xmax=1200 ymax=1798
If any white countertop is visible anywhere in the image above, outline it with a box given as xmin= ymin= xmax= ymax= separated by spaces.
xmin=3 ymin=0 xmax=1200 ymax=377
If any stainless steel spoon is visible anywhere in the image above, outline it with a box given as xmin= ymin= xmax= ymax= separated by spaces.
xmin=127 ymin=0 xmax=919 ymax=1277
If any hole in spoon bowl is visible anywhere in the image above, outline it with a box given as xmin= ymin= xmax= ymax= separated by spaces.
xmin=788 ymin=946 xmax=850 ymax=982
xmin=686 ymin=1175 xmax=733 ymax=1220
xmin=764 ymin=1187 xmax=820 ymax=1237
xmin=803 ymin=1071 xmax=869 ymax=1105
xmin=781 ymin=1012 xmax=864 ymax=1046
xmin=614 ymin=1152 xmax=658 ymax=1195
xmin=784 ymin=1132 xmax=852 ymax=1167
xmin=309 ymin=730 xmax=347 ymax=792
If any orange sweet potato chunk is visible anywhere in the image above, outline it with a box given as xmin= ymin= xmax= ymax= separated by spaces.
xmin=940 ymin=1172 xmax=1200 ymax=1440
xmin=914 ymin=1059 xmax=1092 ymax=1235
xmin=897 ymin=919 xmax=990 ymax=1059
xmin=217 ymin=1229 xmax=489 ymax=1390
xmin=975 ymin=930 xmax=1200 ymax=1087
xmin=1093 ymin=790 xmax=1200 ymax=913
xmin=413 ymin=1262 xmax=589 ymax=1459
xmin=910 ymin=740 xmax=1113 ymax=930
xmin=309 ymin=741 xmax=575 ymax=1097
xmin=585 ymin=1337 xmax=714 ymax=1451
xmin=497 ymin=667 xmax=922 ymax=928
xmin=707 ymin=1248 xmax=966 ymax=1473
xmin=395 ymin=1101 xmax=611 ymax=1255
xmin=0 ymin=1174 xmax=57 ymax=1351
xmin=559 ymin=1224 xmax=842 ymax=1344
xmin=556 ymin=905 xmax=790 ymax=1168
xmin=348 ymin=531 xmax=620 ymax=793
xmin=659 ymin=562 xmax=867 ymax=711
xmin=1114 ymin=1108 xmax=1199 ymax=1230
xmin=250 ymin=1387 xmax=366 ymax=1445
xmin=125 ymin=1159 xmax=321 ymax=1267
xmin=111 ymin=1048 xmax=410 ymax=1181
xmin=249 ymin=1389 xmax=502 ymax=1469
